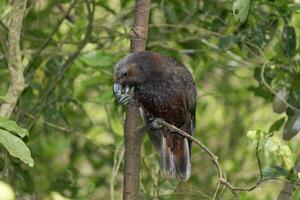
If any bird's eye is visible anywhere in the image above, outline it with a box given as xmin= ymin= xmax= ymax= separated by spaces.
xmin=123 ymin=72 xmax=128 ymax=77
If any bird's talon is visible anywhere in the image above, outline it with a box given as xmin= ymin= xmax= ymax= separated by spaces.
xmin=119 ymin=95 xmax=130 ymax=104
xmin=125 ymin=85 xmax=130 ymax=93
xmin=119 ymin=93 xmax=136 ymax=106
xmin=129 ymin=86 xmax=135 ymax=92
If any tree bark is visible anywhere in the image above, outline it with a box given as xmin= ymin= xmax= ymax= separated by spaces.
xmin=0 ymin=0 xmax=28 ymax=182
xmin=0 ymin=0 xmax=28 ymax=118
xmin=123 ymin=0 xmax=150 ymax=200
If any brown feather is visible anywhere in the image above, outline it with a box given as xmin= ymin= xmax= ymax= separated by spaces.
xmin=114 ymin=51 xmax=197 ymax=181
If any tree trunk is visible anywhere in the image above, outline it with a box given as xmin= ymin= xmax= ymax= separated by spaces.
xmin=122 ymin=0 xmax=151 ymax=200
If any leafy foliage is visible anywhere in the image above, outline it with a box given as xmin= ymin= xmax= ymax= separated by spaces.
xmin=0 ymin=129 xmax=33 ymax=167
xmin=0 ymin=117 xmax=29 ymax=138
xmin=0 ymin=117 xmax=33 ymax=167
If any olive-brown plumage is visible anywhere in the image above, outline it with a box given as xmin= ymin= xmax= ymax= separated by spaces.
xmin=113 ymin=51 xmax=197 ymax=181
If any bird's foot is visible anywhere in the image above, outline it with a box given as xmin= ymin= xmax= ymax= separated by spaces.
xmin=119 ymin=94 xmax=134 ymax=105
xmin=151 ymin=118 xmax=165 ymax=129
xmin=113 ymin=83 xmax=136 ymax=106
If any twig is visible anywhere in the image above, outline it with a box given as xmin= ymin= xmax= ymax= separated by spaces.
xmin=213 ymin=181 xmax=221 ymax=200
xmin=149 ymin=23 xmax=223 ymax=37
xmin=141 ymin=155 xmax=160 ymax=198
xmin=156 ymin=119 xmax=300 ymax=199
xmin=27 ymin=0 xmax=95 ymax=130
xmin=200 ymin=38 xmax=253 ymax=68
xmin=158 ymin=120 xmax=222 ymax=179
xmin=21 ymin=111 xmax=72 ymax=133
xmin=56 ymin=4 xmax=75 ymax=23
xmin=157 ymin=120 xmax=231 ymax=198
xmin=1 ymin=152 xmax=10 ymax=182
xmin=260 ymin=62 xmax=300 ymax=113
xmin=25 ymin=0 xmax=79 ymax=72
xmin=111 ymin=141 xmax=125 ymax=200
xmin=0 ymin=20 xmax=8 ymax=32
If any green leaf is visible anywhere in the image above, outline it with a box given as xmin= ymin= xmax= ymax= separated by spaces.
xmin=233 ymin=0 xmax=251 ymax=24
xmin=79 ymin=51 xmax=117 ymax=68
xmin=0 ymin=129 xmax=34 ymax=167
xmin=282 ymin=23 xmax=296 ymax=57
xmin=282 ymin=113 xmax=300 ymax=140
xmin=292 ymin=188 xmax=300 ymax=200
xmin=0 ymin=116 xmax=29 ymax=138
xmin=219 ymin=35 xmax=241 ymax=50
xmin=269 ymin=117 xmax=286 ymax=133
xmin=247 ymin=86 xmax=273 ymax=101
xmin=262 ymin=166 xmax=289 ymax=178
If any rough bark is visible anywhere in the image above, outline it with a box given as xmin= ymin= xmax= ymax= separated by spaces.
xmin=0 ymin=0 xmax=28 ymax=118
xmin=123 ymin=0 xmax=150 ymax=200
xmin=277 ymin=155 xmax=300 ymax=200
xmin=0 ymin=0 xmax=28 ymax=182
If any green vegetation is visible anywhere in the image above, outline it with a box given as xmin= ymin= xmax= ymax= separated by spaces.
xmin=0 ymin=0 xmax=300 ymax=199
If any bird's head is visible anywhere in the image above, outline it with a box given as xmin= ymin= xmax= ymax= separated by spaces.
xmin=113 ymin=51 xmax=161 ymax=105
xmin=114 ymin=51 xmax=162 ymax=86
xmin=113 ymin=53 xmax=145 ymax=105
xmin=114 ymin=60 xmax=142 ymax=86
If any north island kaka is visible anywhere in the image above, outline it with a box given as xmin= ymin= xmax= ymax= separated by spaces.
xmin=113 ymin=51 xmax=197 ymax=181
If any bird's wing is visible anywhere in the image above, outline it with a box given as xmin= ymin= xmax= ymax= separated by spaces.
xmin=175 ymin=66 xmax=197 ymax=136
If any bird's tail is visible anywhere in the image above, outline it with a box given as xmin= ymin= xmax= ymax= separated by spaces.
xmin=160 ymin=134 xmax=191 ymax=181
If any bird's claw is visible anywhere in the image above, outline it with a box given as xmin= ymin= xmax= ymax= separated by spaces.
xmin=113 ymin=83 xmax=136 ymax=106
xmin=151 ymin=118 xmax=165 ymax=129
xmin=119 ymin=94 xmax=134 ymax=105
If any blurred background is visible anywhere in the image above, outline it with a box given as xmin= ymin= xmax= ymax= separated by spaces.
xmin=0 ymin=0 xmax=300 ymax=199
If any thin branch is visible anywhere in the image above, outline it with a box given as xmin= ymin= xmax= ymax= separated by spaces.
xmin=200 ymin=38 xmax=253 ymax=68
xmin=0 ymin=19 xmax=8 ymax=32
xmin=158 ymin=120 xmax=222 ymax=178
xmin=260 ymin=62 xmax=300 ymax=113
xmin=111 ymin=141 xmax=125 ymax=200
xmin=242 ymin=42 xmax=300 ymax=113
xmin=21 ymin=111 xmax=72 ymax=133
xmin=27 ymin=0 xmax=95 ymax=130
xmin=25 ymin=0 xmax=79 ymax=72
xmin=1 ymin=153 xmax=10 ymax=180
xmin=156 ymin=119 xmax=300 ymax=199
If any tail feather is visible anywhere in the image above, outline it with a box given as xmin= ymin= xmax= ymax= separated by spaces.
xmin=175 ymin=138 xmax=191 ymax=181
xmin=160 ymin=134 xmax=191 ymax=181
xmin=160 ymin=135 xmax=176 ymax=179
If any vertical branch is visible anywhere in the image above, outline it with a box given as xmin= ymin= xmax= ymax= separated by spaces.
xmin=0 ymin=0 xmax=28 ymax=182
xmin=0 ymin=0 xmax=27 ymax=118
xmin=123 ymin=0 xmax=150 ymax=200
xmin=130 ymin=0 xmax=150 ymax=52
xmin=0 ymin=0 xmax=28 ymax=118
